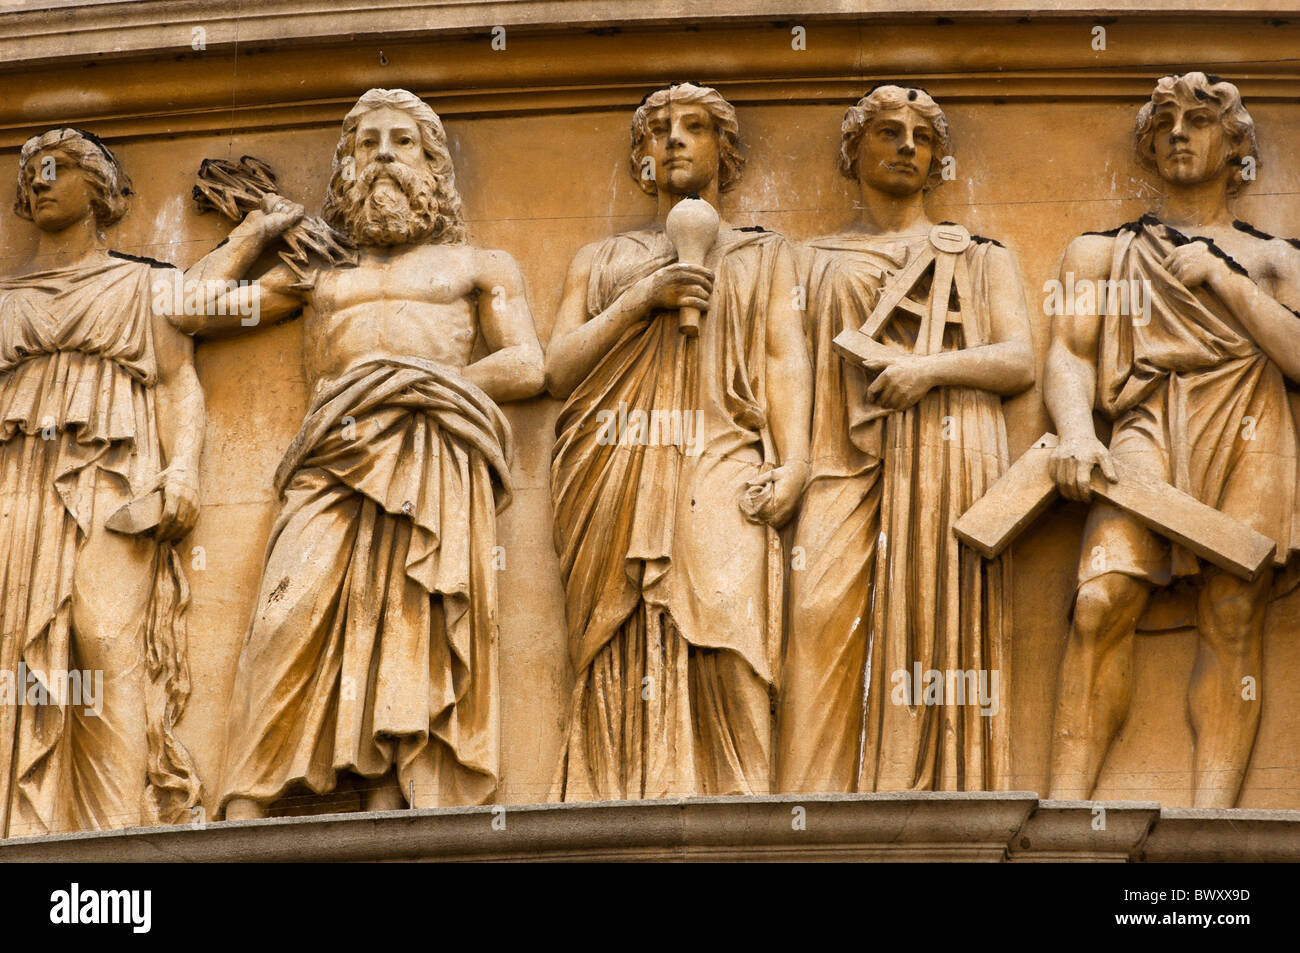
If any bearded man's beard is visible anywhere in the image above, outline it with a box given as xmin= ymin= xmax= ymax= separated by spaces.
xmin=339 ymin=160 xmax=446 ymax=247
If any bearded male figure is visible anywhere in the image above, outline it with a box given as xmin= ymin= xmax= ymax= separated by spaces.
xmin=0 ymin=129 xmax=204 ymax=836
xmin=1046 ymin=74 xmax=1300 ymax=808
xmin=175 ymin=89 xmax=544 ymax=816
xmin=545 ymin=83 xmax=812 ymax=800
xmin=777 ymin=86 xmax=1034 ymax=794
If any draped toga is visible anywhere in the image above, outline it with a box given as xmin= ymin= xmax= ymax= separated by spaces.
xmin=550 ymin=227 xmax=786 ymax=800
xmin=1077 ymin=217 xmax=1300 ymax=608
xmin=0 ymin=255 xmax=199 ymax=836
xmin=218 ymin=357 xmax=513 ymax=813
xmin=778 ymin=233 xmax=1013 ymax=794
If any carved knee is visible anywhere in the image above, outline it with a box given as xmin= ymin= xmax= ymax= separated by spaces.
xmin=1198 ymin=573 xmax=1265 ymax=654
xmin=1072 ymin=574 xmax=1143 ymax=643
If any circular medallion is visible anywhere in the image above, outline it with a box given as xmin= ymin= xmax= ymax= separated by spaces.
xmin=929 ymin=223 xmax=971 ymax=254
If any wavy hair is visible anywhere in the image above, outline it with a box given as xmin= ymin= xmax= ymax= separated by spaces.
xmin=629 ymin=82 xmax=745 ymax=195
xmin=322 ymin=88 xmax=467 ymax=244
xmin=1135 ymin=73 xmax=1258 ymax=195
xmin=839 ymin=84 xmax=952 ymax=192
xmin=15 ymin=127 xmax=132 ymax=226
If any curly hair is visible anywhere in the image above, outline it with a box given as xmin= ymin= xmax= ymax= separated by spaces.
xmin=1135 ymin=73 xmax=1258 ymax=195
xmin=839 ymin=84 xmax=952 ymax=192
xmin=629 ymin=82 xmax=745 ymax=195
xmin=14 ymin=127 xmax=132 ymax=226
xmin=322 ymin=88 xmax=467 ymax=244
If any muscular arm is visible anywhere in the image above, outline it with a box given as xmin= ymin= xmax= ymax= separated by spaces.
xmin=1207 ymin=240 xmax=1300 ymax=383
xmin=464 ymin=249 xmax=545 ymax=403
xmin=921 ymin=244 xmax=1035 ymax=395
xmin=174 ymin=201 xmax=307 ymax=337
xmin=1044 ymin=236 xmax=1108 ymax=442
xmin=1043 ymin=235 xmax=1119 ymax=499
xmin=175 ymin=254 xmax=305 ymax=338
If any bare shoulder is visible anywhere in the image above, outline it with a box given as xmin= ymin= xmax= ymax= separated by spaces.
xmin=1263 ymin=235 xmax=1300 ymax=281
xmin=469 ymin=246 xmax=526 ymax=286
xmin=1061 ymin=232 xmax=1115 ymax=279
xmin=973 ymin=238 xmax=1021 ymax=273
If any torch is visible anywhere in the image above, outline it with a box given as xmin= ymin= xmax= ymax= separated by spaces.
xmin=664 ymin=193 xmax=719 ymax=337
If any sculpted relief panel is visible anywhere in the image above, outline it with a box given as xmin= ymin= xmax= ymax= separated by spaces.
xmin=0 ymin=67 xmax=1298 ymax=836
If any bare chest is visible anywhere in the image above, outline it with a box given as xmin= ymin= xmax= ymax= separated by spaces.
xmin=312 ymin=250 xmax=479 ymax=312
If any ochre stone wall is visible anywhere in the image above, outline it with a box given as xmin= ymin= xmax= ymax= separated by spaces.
xmin=1 ymin=12 xmax=1297 ymax=813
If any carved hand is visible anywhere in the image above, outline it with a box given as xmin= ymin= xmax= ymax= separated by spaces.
xmin=1162 ymin=241 xmax=1231 ymax=290
xmin=741 ymin=459 xmax=810 ymax=528
xmin=627 ymin=262 xmax=713 ymax=323
xmin=241 ymin=192 xmax=306 ymax=243
xmin=865 ymin=355 xmax=935 ymax=410
xmin=1049 ymin=434 xmax=1118 ymax=502
xmin=157 ymin=465 xmax=201 ymax=541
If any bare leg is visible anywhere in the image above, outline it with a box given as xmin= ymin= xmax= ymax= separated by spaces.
xmin=1189 ymin=569 xmax=1270 ymax=809
xmin=1048 ymin=572 xmax=1151 ymax=800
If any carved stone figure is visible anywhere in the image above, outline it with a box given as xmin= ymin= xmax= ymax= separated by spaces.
xmin=174 ymin=89 xmax=545 ymax=816
xmin=545 ymin=82 xmax=812 ymax=799
xmin=1044 ymin=73 xmax=1300 ymax=808
xmin=777 ymin=86 xmax=1034 ymax=794
xmin=0 ymin=128 xmax=204 ymax=836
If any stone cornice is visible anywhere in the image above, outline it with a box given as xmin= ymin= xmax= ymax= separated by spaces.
xmin=2 ymin=794 xmax=1296 ymax=861
xmin=1 ymin=15 xmax=1299 ymax=148
xmin=2 ymin=1 xmax=1298 ymax=72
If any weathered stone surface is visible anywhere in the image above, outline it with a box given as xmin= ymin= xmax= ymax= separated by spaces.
xmin=2 ymin=794 xmax=1295 ymax=862
xmin=0 ymin=3 xmax=1298 ymax=854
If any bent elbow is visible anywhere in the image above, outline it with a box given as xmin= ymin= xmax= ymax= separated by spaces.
xmin=516 ymin=360 xmax=546 ymax=400
xmin=1010 ymin=364 xmax=1036 ymax=396
xmin=1006 ymin=345 xmax=1037 ymax=395
xmin=542 ymin=353 xmax=575 ymax=401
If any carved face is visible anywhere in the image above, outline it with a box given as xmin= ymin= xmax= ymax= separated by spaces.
xmin=1148 ymin=99 xmax=1232 ymax=187
xmin=339 ymin=106 xmax=444 ymax=246
xmin=855 ymin=107 xmax=935 ymax=197
xmin=23 ymin=148 xmax=95 ymax=233
xmin=353 ymin=107 xmax=424 ymax=181
xmin=643 ymin=103 xmax=722 ymax=195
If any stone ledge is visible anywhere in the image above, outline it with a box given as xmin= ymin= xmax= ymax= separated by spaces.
xmin=2 ymin=794 xmax=1296 ymax=861
xmin=5 ymin=1 xmax=1298 ymax=69
xmin=1138 ymin=808 xmax=1300 ymax=863
xmin=1008 ymin=800 xmax=1161 ymax=862
xmin=6 ymin=14 xmax=1300 ymax=146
